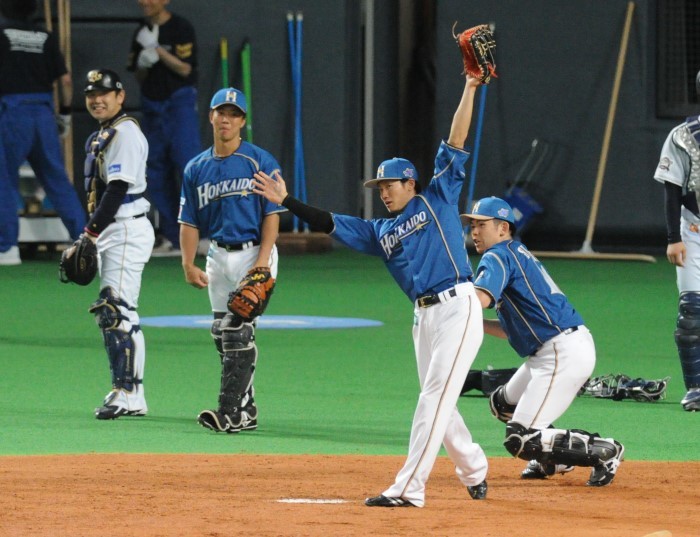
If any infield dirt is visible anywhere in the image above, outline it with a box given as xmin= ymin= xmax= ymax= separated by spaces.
xmin=1 ymin=455 xmax=696 ymax=536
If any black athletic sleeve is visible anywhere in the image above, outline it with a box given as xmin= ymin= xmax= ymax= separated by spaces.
xmin=281 ymin=195 xmax=334 ymax=234
xmin=664 ymin=181 xmax=682 ymax=244
xmin=84 ymin=180 xmax=130 ymax=237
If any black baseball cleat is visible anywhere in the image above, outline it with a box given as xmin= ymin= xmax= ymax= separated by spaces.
xmin=197 ymin=406 xmax=258 ymax=433
xmin=467 ymin=480 xmax=488 ymax=500
xmin=364 ymin=495 xmax=415 ymax=507
xmin=587 ymin=441 xmax=624 ymax=487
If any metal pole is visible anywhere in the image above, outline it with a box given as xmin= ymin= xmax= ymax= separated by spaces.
xmin=362 ymin=0 xmax=374 ymax=219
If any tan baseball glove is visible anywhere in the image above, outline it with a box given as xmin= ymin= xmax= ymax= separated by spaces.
xmin=227 ymin=267 xmax=276 ymax=321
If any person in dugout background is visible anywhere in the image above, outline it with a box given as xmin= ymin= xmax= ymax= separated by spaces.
xmin=127 ymin=0 xmax=201 ymax=257
xmin=0 ymin=0 xmax=85 ymax=266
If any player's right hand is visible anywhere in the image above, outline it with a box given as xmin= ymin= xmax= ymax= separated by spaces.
xmin=253 ymin=171 xmax=288 ymax=205
xmin=667 ymin=241 xmax=686 ymax=267
xmin=184 ymin=264 xmax=209 ymax=289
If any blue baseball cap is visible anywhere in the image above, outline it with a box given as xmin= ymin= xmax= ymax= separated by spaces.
xmin=364 ymin=157 xmax=421 ymax=193
xmin=461 ymin=196 xmax=515 ymax=224
xmin=210 ymin=87 xmax=247 ymax=114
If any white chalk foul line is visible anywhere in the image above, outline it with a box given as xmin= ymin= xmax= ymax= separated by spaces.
xmin=277 ymin=498 xmax=348 ymax=504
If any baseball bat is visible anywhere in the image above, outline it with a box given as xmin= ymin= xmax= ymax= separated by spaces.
xmin=58 ymin=0 xmax=74 ymax=182
xmin=43 ymin=0 xmax=52 ymax=31
xmin=220 ymin=37 xmax=229 ymax=87
xmin=241 ymin=39 xmax=253 ymax=143
xmin=580 ymin=1 xmax=635 ymax=253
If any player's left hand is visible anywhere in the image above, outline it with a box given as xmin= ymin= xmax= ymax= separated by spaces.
xmin=253 ymin=171 xmax=287 ymax=204
xmin=184 ymin=264 xmax=209 ymax=289
xmin=667 ymin=241 xmax=686 ymax=267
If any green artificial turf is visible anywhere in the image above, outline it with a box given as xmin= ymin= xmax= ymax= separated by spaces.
xmin=0 ymin=248 xmax=696 ymax=460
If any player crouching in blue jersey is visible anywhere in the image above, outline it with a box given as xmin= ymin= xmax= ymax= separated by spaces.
xmin=463 ymin=197 xmax=625 ymax=487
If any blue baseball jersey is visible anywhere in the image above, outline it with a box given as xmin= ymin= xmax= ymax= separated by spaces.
xmin=178 ymin=142 xmax=287 ymax=242
xmin=474 ymin=240 xmax=584 ymax=357
xmin=332 ymin=141 xmax=472 ymax=302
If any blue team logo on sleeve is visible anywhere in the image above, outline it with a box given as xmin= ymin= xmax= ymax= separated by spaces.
xmin=108 ymin=164 xmax=121 ymax=174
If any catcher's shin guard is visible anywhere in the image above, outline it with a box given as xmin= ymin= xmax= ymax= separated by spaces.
xmin=198 ymin=314 xmax=258 ymax=433
xmin=504 ymin=424 xmax=624 ymax=485
xmin=503 ymin=422 xmax=543 ymax=460
xmin=675 ymin=292 xmax=700 ymax=391
xmin=542 ymin=428 xmax=624 ymax=486
xmin=89 ymin=287 xmax=141 ymax=391
xmin=211 ymin=317 xmax=225 ymax=360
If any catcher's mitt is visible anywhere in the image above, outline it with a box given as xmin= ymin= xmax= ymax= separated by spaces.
xmin=579 ymin=374 xmax=670 ymax=402
xmin=453 ymin=23 xmax=497 ymax=84
xmin=59 ymin=235 xmax=98 ymax=286
xmin=227 ymin=267 xmax=276 ymax=321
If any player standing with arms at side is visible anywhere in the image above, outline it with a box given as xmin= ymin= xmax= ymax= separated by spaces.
xmin=254 ymin=73 xmax=489 ymax=508
xmin=464 ymin=197 xmax=625 ymax=485
xmin=653 ymin=70 xmax=700 ymax=412
xmin=127 ymin=0 xmax=201 ymax=256
xmin=0 ymin=0 xmax=85 ymax=266
xmin=80 ymin=69 xmax=155 ymax=419
xmin=179 ymin=87 xmax=286 ymax=433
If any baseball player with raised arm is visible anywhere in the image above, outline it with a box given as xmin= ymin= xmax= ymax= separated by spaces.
xmin=653 ymin=70 xmax=700 ymax=412
xmin=81 ymin=69 xmax=155 ymax=419
xmin=464 ymin=197 xmax=625 ymax=486
xmin=253 ymin=74 xmax=489 ymax=508
xmin=179 ymin=87 xmax=287 ymax=433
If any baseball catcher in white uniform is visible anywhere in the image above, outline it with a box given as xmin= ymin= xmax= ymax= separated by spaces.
xmin=62 ymin=69 xmax=154 ymax=419
xmin=653 ymin=69 xmax=700 ymax=412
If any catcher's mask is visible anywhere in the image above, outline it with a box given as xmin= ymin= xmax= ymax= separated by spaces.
xmin=84 ymin=69 xmax=124 ymax=94
xmin=59 ymin=241 xmax=98 ymax=286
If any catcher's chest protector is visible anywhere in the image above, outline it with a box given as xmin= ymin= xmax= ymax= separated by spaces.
xmin=84 ymin=115 xmax=138 ymax=214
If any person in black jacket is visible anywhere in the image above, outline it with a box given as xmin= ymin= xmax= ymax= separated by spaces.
xmin=127 ymin=0 xmax=202 ymax=257
xmin=0 ymin=0 xmax=85 ymax=265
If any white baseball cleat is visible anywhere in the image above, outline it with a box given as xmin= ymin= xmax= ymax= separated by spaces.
xmin=95 ymin=387 xmax=148 ymax=420
xmin=151 ymin=238 xmax=181 ymax=258
xmin=681 ymin=387 xmax=700 ymax=411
